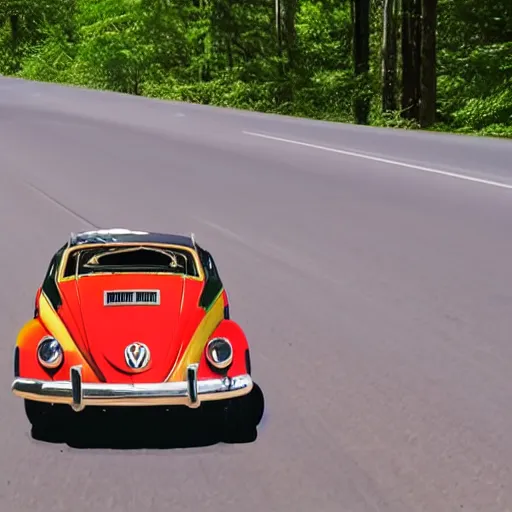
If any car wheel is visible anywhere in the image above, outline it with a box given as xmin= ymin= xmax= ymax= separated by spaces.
xmin=221 ymin=384 xmax=264 ymax=443
xmin=24 ymin=399 xmax=68 ymax=438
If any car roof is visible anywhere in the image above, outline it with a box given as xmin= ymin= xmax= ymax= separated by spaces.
xmin=69 ymin=228 xmax=196 ymax=249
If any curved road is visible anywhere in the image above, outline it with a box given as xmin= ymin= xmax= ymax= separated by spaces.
xmin=1 ymin=76 xmax=512 ymax=512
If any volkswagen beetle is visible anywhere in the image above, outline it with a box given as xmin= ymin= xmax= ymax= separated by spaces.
xmin=12 ymin=229 xmax=260 ymax=438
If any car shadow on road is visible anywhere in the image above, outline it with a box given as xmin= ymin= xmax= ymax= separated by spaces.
xmin=30 ymin=383 xmax=265 ymax=450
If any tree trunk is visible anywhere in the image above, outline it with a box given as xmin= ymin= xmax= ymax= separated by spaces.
xmin=199 ymin=0 xmax=211 ymax=82
xmin=226 ymin=0 xmax=234 ymax=69
xmin=279 ymin=0 xmax=298 ymax=101
xmin=382 ymin=0 xmax=397 ymax=112
xmin=353 ymin=0 xmax=371 ymax=125
xmin=401 ymin=0 xmax=421 ymax=121
xmin=275 ymin=0 xmax=282 ymax=62
xmin=413 ymin=0 xmax=422 ymax=116
xmin=419 ymin=0 xmax=437 ymax=127
xmin=282 ymin=0 xmax=298 ymax=72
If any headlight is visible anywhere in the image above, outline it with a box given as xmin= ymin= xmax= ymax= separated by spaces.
xmin=37 ymin=337 xmax=63 ymax=369
xmin=206 ymin=337 xmax=233 ymax=370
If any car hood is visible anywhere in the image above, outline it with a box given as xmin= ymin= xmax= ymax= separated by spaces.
xmin=58 ymin=274 xmax=205 ymax=383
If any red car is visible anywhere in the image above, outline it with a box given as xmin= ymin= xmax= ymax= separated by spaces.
xmin=12 ymin=229 xmax=262 ymax=439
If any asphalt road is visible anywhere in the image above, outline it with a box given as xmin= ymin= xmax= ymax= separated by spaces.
xmin=1 ymin=76 xmax=512 ymax=512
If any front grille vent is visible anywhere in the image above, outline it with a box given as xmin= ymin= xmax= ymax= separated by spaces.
xmin=104 ymin=290 xmax=160 ymax=306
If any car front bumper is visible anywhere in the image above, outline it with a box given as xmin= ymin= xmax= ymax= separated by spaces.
xmin=11 ymin=364 xmax=253 ymax=412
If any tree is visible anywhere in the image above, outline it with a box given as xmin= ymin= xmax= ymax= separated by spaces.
xmin=382 ymin=0 xmax=397 ymax=112
xmin=401 ymin=0 xmax=421 ymax=121
xmin=282 ymin=0 xmax=298 ymax=72
xmin=419 ymin=0 xmax=437 ymax=126
xmin=353 ymin=0 xmax=371 ymax=124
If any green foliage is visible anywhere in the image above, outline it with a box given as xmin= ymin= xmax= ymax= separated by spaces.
xmin=0 ymin=0 xmax=510 ymax=136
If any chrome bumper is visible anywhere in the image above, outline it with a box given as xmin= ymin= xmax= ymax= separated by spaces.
xmin=11 ymin=364 xmax=253 ymax=412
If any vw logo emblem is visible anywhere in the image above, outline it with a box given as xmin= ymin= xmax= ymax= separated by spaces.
xmin=124 ymin=342 xmax=150 ymax=371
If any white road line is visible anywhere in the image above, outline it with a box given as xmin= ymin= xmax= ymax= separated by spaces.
xmin=243 ymin=131 xmax=512 ymax=191
xmin=23 ymin=180 xmax=96 ymax=228
xmin=199 ymin=219 xmax=249 ymax=245
xmin=197 ymin=218 xmax=343 ymax=285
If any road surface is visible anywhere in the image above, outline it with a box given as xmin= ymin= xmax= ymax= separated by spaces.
xmin=1 ymin=77 xmax=512 ymax=512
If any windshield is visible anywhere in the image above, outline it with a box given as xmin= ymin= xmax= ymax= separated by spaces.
xmin=62 ymin=245 xmax=199 ymax=278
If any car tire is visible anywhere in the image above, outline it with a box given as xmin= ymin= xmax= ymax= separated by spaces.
xmin=24 ymin=399 xmax=68 ymax=438
xmin=221 ymin=383 xmax=264 ymax=443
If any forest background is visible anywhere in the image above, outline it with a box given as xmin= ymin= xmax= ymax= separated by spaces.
xmin=1 ymin=0 xmax=511 ymax=137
